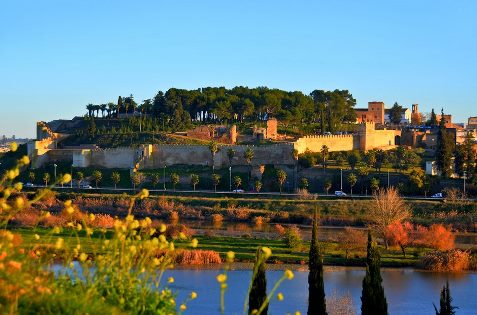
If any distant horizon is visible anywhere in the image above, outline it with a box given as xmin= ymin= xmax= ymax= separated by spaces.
xmin=2 ymin=0 xmax=476 ymax=137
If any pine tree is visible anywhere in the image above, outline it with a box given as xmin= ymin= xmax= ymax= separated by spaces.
xmin=308 ymin=209 xmax=327 ymax=315
xmin=434 ymin=281 xmax=457 ymax=315
xmin=249 ymin=248 xmax=268 ymax=315
xmin=361 ymin=232 xmax=388 ymax=315
xmin=429 ymin=108 xmax=438 ymax=126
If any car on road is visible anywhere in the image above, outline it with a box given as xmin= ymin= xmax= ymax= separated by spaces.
xmin=80 ymin=184 xmax=93 ymax=189
xmin=25 ymin=182 xmax=34 ymax=187
xmin=431 ymin=192 xmax=443 ymax=198
xmin=334 ymin=191 xmax=347 ymax=197
xmin=232 ymin=189 xmax=244 ymax=193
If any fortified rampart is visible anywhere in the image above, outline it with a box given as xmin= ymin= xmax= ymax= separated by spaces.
xmin=294 ymin=122 xmax=400 ymax=154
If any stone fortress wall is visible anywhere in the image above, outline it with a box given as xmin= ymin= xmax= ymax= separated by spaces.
xmin=29 ymin=121 xmax=399 ymax=170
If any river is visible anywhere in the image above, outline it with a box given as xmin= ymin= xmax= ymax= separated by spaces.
xmin=165 ymin=266 xmax=477 ymax=314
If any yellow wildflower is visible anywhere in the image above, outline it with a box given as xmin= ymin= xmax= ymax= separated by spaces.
xmin=14 ymin=182 xmax=23 ymax=191
xmin=180 ymin=304 xmax=186 ymax=311
xmin=129 ymin=245 xmax=137 ymax=255
xmin=190 ymin=238 xmax=198 ymax=248
xmin=20 ymin=155 xmax=30 ymax=165
xmin=126 ymin=214 xmax=134 ymax=222
xmin=86 ymin=228 xmax=93 ymax=236
xmin=34 ymin=234 xmax=40 ymax=240
xmin=261 ymin=246 xmax=272 ymax=258
xmin=159 ymin=223 xmax=167 ymax=233
xmin=226 ymin=251 xmax=235 ymax=263
xmin=167 ymin=277 xmax=174 ymax=283
xmin=76 ymin=223 xmax=82 ymax=231
xmin=190 ymin=291 xmax=197 ymax=300
xmin=55 ymin=238 xmax=64 ymax=249
xmin=284 ymin=269 xmax=294 ymax=280
xmin=216 ymin=274 xmax=227 ymax=283
xmin=79 ymin=253 xmax=88 ymax=262
xmin=7 ymin=170 xmax=16 ymax=180
xmin=139 ymin=188 xmax=149 ymax=199
xmin=277 ymin=292 xmax=284 ymax=301
xmin=14 ymin=197 xmax=24 ymax=209
xmin=61 ymin=174 xmax=72 ymax=184
xmin=10 ymin=142 xmax=18 ymax=152
xmin=88 ymin=213 xmax=95 ymax=221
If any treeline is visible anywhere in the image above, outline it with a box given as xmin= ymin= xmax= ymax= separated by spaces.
xmin=85 ymin=87 xmax=357 ymax=133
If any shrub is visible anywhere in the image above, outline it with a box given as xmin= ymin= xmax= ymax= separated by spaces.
xmin=274 ymin=224 xmax=286 ymax=236
xmin=155 ymin=249 xmax=222 ymax=265
xmin=418 ymin=224 xmax=455 ymax=250
xmin=284 ymin=225 xmax=302 ymax=249
xmin=169 ymin=211 xmax=179 ymax=223
xmin=211 ymin=213 xmax=224 ymax=224
xmin=90 ymin=214 xmax=115 ymax=229
xmin=337 ymin=227 xmax=367 ymax=259
xmin=420 ymin=250 xmax=470 ymax=272
xmin=165 ymin=224 xmax=194 ymax=239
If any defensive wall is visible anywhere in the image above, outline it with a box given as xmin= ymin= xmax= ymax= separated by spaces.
xmin=293 ymin=123 xmax=400 ymax=154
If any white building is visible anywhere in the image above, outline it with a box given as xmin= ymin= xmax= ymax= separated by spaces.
xmin=384 ymin=108 xmax=411 ymax=125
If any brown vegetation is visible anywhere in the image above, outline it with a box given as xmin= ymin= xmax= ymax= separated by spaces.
xmin=420 ymin=249 xmax=470 ymax=272
xmin=337 ymin=227 xmax=367 ymax=259
xmin=155 ymin=249 xmax=222 ymax=265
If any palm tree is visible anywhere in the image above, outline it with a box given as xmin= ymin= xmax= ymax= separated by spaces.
xmin=348 ymin=173 xmax=357 ymax=195
xmin=43 ymin=173 xmax=50 ymax=186
xmin=321 ymin=145 xmax=329 ymax=172
xmin=86 ymin=104 xmax=94 ymax=117
xmin=92 ymin=170 xmax=102 ymax=188
xmin=208 ymin=141 xmax=219 ymax=171
xmin=76 ymin=171 xmax=84 ymax=188
xmin=244 ymin=146 xmax=254 ymax=187
xmin=212 ymin=174 xmax=221 ymax=192
xmin=111 ymin=172 xmax=120 ymax=189
xmin=100 ymin=104 xmax=107 ymax=117
xmin=276 ymin=169 xmax=287 ymax=194
xmin=170 ymin=173 xmax=180 ymax=191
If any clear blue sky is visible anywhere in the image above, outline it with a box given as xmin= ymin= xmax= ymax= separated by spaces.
xmin=1 ymin=0 xmax=476 ymax=138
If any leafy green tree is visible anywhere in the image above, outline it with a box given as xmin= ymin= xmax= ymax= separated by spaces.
xmin=233 ymin=176 xmax=242 ymax=190
xmin=276 ymin=169 xmax=287 ymax=194
xmin=361 ymin=232 xmax=388 ymax=315
xmin=248 ymin=248 xmax=268 ymax=315
xmin=76 ymin=171 xmax=84 ymax=188
xmin=92 ymin=170 xmax=102 ymax=188
xmin=131 ymin=172 xmax=143 ymax=190
xmin=308 ymin=209 xmax=327 ymax=315
xmin=254 ymin=180 xmax=262 ymax=193
xmin=151 ymin=173 xmax=161 ymax=188
xmin=170 ymin=173 xmax=180 ymax=191
xmin=190 ymin=174 xmax=200 ymax=190
xmin=111 ymin=172 xmax=120 ymax=189
xmin=434 ymin=281 xmax=457 ymax=315
xmin=212 ymin=174 xmax=221 ymax=192
xmin=348 ymin=173 xmax=357 ymax=195
xmin=388 ymin=102 xmax=403 ymax=125
xmin=43 ymin=173 xmax=50 ymax=186
xmin=436 ymin=109 xmax=454 ymax=178
xmin=347 ymin=151 xmax=360 ymax=170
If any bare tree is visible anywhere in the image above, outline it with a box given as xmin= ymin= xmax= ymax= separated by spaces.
xmin=326 ymin=290 xmax=357 ymax=315
xmin=369 ymin=187 xmax=411 ymax=248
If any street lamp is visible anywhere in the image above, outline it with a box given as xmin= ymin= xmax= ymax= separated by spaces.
xmin=340 ymin=168 xmax=343 ymax=191
xmin=163 ymin=164 xmax=167 ymax=191
xmin=229 ymin=166 xmax=232 ymax=191
xmin=463 ymin=171 xmax=467 ymax=196
xmin=53 ymin=164 xmax=57 ymax=182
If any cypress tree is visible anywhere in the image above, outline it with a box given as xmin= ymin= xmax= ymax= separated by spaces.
xmin=361 ymin=232 xmax=388 ymax=315
xmin=434 ymin=281 xmax=457 ymax=315
xmin=436 ymin=109 xmax=454 ymax=178
xmin=308 ymin=209 xmax=327 ymax=315
xmin=249 ymin=248 xmax=268 ymax=315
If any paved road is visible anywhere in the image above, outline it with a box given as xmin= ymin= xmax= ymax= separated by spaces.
xmin=22 ymin=184 xmax=477 ymax=201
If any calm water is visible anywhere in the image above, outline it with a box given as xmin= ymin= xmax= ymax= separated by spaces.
xmin=165 ymin=267 xmax=477 ymax=315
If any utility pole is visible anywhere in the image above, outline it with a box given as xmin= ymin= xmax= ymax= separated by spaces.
xmin=54 ymin=164 xmax=57 ymax=182
xmin=229 ymin=166 xmax=232 ymax=191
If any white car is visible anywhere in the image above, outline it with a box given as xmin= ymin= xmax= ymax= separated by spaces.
xmin=80 ymin=184 xmax=93 ymax=189
xmin=232 ymin=189 xmax=244 ymax=193
xmin=334 ymin=191 xmax=347 ymax=197
xmin=431 ymin=193 xmax=443 ymax=198
xmin=25 ymin=182 xmax=34 ymax=187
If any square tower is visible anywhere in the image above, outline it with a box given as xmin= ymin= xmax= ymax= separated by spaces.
xmin=367 ymin=102 xmax=385 ymax=124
